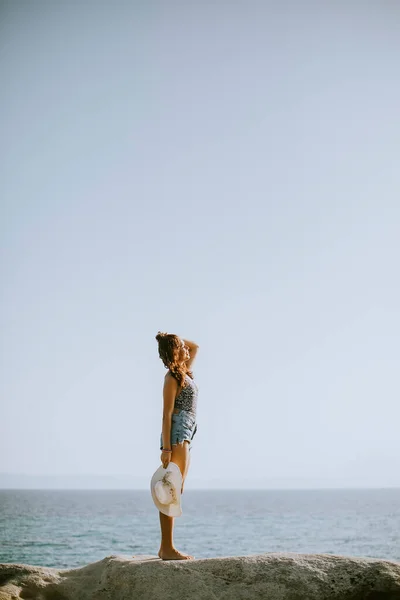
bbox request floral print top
[174,375,198,418]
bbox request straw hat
[150,461,183,517]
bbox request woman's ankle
[159,543,175,551]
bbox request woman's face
[177,338,190,362]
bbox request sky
[1,1,399,489]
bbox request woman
[155,331,199,560]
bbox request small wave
[20,541,69,548]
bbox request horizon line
[1,486,399,491]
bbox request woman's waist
[172,408,196,420]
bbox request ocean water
[0,488,399,569]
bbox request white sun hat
[150,461,183,517]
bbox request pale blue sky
[1,1,399,489]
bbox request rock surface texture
[1,553,400,600]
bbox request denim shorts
[160,409,198,453]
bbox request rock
[0,553,400,599]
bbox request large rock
[1,553,400,600]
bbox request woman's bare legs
[158,440,194,560]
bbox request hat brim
[150,461,183,517]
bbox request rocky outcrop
[1,553,400,600]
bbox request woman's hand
[161,449,172,469]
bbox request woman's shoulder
[164,370,187,383]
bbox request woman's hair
[155,331,193,388]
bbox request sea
[0,488,399,569]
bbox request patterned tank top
[174,375,198,418]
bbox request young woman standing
[155,332,199,560]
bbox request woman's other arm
[182,338,199,351]
[182,338,199,369]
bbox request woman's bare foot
[158,547,194,560]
